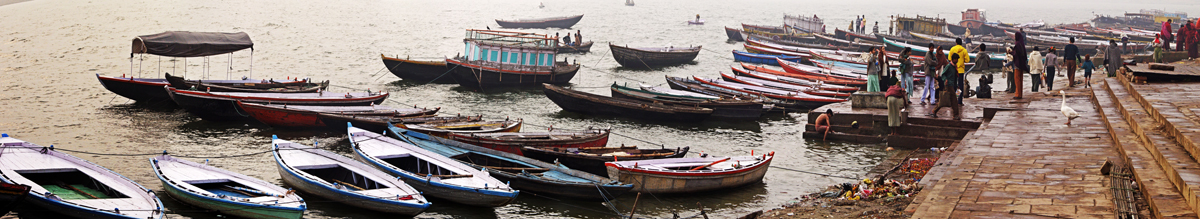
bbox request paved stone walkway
[905,87,1120,218]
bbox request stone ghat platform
[806,62,1200,218]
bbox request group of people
[1157,19,1200,60]
[850,15,868,34]
[556,30,583,47]
[1005,30,1104,95]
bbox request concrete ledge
[851,92,887,109]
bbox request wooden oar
[690,158,731,171]
[330,179,367,191]
[58,183,99,199]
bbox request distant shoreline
[0,0,30,7]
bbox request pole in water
[627,192,642,219]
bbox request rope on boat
[424,63,459,84]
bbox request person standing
[1178,23,1189,51]
[929,54,962,120]
[1163,19,1174,51]
[886,81,907,135]
[873,21,879,34]
[948,38,970,104]
[1121,34,1130,54]
[1014,29,1029,99]
[1028,47,1044,92]
[1063,38,1079,87]
[575,30,583,44]
[1082,54,1096,87]
[921,43,939,105]
[974,43,992,90]
[1004,46,1015,93]
[899,47,914,97]
[1189,21,1199,59]
[1105,40,1120,77]
[866,48,882,92]
[1044,47,1059,91]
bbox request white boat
[688,19,705,25]
[625,0,634,6]
[0,134,164,219]
[638,83,720,100]
[605,153,774,193]
[150,155,306,219]
[271,136,430,215]
[348,124,518,207]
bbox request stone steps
[1093,78,1197,218]
[1102,77,1200,217]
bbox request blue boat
[348,124,519,207]
[271,136,430,215]
[0,134,164,219]
[386,124,634,200]
[150,155,306,219]
[732,50,803,66]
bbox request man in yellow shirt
[948,38,970,104]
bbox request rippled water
[1,0,1196,218]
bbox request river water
[1,0,1196,218]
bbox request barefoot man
[815,109,833,141]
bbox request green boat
[151,155,306,219]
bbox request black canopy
[132,31,253,57]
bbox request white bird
[1061,90,1080,125]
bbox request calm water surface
[1,0,1196,218]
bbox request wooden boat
[387,126,634,200]
[447,30,579,90]
[732,50,802,66]
[610,83,765,119]
[543,83,713,121]
[725,27,745,41]
[625,0,634,6]
[99,31,303,103]
[639,84,722,100]
[605,152,774,193]
[165,87,389,121]
[731,67,860,92]
[693,76,845,109]
[720,72,851,98]
[742,23,786,34]
[0,182,30,216]
[165,73,328,93]
[271,136,429,215]
[687,19,705,25]
[237,101,438,128]
[0,134,164,219]
[318,114,483,133]
[348,125,518,207]
[495,14,584,29]
[743,44,811,57]
[398,119,522,139]
[813,33,879,49]
[664,76,821,112]
[522,145,690,176]
[775,58,867,81]
[742,63,865,87]
[833,28,880,44]
[556,41,593,53]
[150,155,306,219]
[609,44,701,68]
[447,128,610,155]
[381,54,455,84]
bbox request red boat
[605,152,774,193]
[448,128,610,155]
[166,87,389,121]
[730,67,860,92]
[742,63,866,88]
[719,72,852,98]
[776,58,867,81]
[0,182,30,216]
[237,101,438,128]
[743,44,811,57]
[399,119,523,139]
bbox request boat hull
[274,162,425,215]
[0,183,28,216]
[521,147,688,176]
[239,103,329,128]
[446,60,579,90]
[96,75,172,104]
[732,50,801,66]
[351,153,517,207]
[543,84,712,121]
[159,180,303,219]
[609,44,701,68]
[448,132,609,155]
[495,15,584,29]
[725,27,745,41]
[166,88,388,122]
[381,55,456,84]
[556,41,593,53]
[609,84,764,119]
[606,157,772,193]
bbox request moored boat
[150,155,306,219]
[730,67,860,92]
[0,134,165,219]
[447,128,610,155]
[166,73,328,93]
[318,114,482,133]
[605,152,774,193]
[741,63,865,87]
[610,83,766,119]
[381,54,455,84]
[725,27,745,41]
[387,126,634,200]
[556,41,594,53]
[732,50,802,66]
[447,30,580,90]
[495,14,584,29]
[719,72,852,98]
[271,136,430,215]
[543,83,713,121]
[0,182,29,216]
[609,44,701,68]
[348,125,518,207]
[693,76,845,109]
[522,145,690,176]
[165,87,389,121]
[237,101,438,128]
[399,119,523,139]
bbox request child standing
[1081,54,1095,88]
